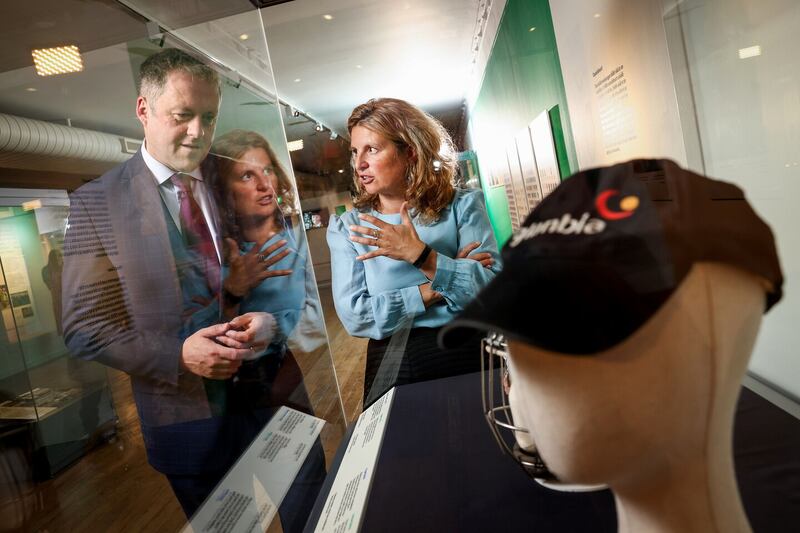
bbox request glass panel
[662,0,800,400]
[0,1,345,531]
[0,187,114,489]
[258,2,504,416]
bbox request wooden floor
[15,285,367,533]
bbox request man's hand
[217,312,277,355]
[419,283,443,308]
[180,323,251,379]
[457,241,494,268]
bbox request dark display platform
[307,371,800,532]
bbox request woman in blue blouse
[327,98,501,407]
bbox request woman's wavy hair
[347,98,456,223]
[207,129,296,241]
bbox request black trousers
[363,327,483,408]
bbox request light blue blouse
[232,222,322,356]
[327,188,502,340]
[179,220,324,355]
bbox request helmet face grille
[481,333,557,482]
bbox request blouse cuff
[400,285,426,316]
[430,253,460,294]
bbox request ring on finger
[372,229,381,238]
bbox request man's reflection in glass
[61,49,277,520]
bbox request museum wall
[467,0,578,246]
[549,0,688,169]
[664,0,800,399]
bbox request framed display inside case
[0,188,116,479]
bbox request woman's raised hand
[349,202,426,263]
[222,237,293,298]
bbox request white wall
[549,0,687,169]
[669,0,800,398]
[550,0,800,398]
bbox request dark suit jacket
[62,150,229,474]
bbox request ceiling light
[239,33,249,41]
[738,45,762,59]
[594,13,601,18]
[323,14,333,20]
[25,87,37,92]
[32,45,84,76]
[529,27,536,32]
[287,139,304,152]
[22,199,42,211]
[355,64,363,69]
[294,78,301,82]
[338,169,345,174]
[314,123,324,132]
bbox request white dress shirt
[141,142,222,262]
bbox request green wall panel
[470,0,578,245]
[484,185,513,246]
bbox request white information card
[182,407,325,533]
[313,387,396,533]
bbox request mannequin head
[440,159,783,532]
[505,262,765,486]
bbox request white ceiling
[261,0,481,134]
[0,0,484,179]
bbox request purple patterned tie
[171,173,220,293]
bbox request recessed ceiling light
[323,14,333,20]
[22,199,42,211]
[338,169,345,174]
[594,13,601,18]
[239,33,249,41]
[25,87,37,92]
[32,45,84,77]
[355,64,362,69]
[529,27,536,32]
[294,78,301,82]
[738,45,762,59]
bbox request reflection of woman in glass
[209,130,325,533]
[210,129,323,400]
[327,98,501,407]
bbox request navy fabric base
[307,371,800,532]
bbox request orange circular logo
[595,190,638,220]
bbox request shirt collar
[141,141,205,185]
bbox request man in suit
[61,48,274,517]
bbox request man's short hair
[138,48,221,104]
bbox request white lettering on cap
[509,212,606,248]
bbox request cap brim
[439,259,672,355]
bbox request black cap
[439,159,783,354]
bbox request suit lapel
[110,151,182,317]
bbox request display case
[0,188,116,480]
[0,1,349,530]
